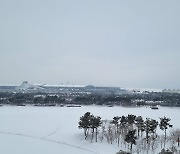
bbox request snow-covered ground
[0,105,179,154]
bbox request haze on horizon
[0,0,180,89]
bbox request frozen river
[0,105,179,154]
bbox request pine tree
[159,116,173,147]
[79,112,102,141]
[111,116,121,145]
[144,118,158,144]
[124,129,137,151]
[127,114,136,131]
[93,116,102,142]
[78,112,91,139]
[135,116,144,137]
[111,116,120,133]
[120,116,128,134]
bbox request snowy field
[0,105,180,154]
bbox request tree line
[0,91,180,107]
[0,93,66,105]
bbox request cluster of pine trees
[78,112,180,153]
[78,112,101,142]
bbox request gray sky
[0,0,180,89]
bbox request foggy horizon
[1,0,180,89]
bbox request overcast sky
[0,0,180,89]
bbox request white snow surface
[0,106,180,154]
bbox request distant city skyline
[0,0,180,89]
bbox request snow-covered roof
[41,84,86,88]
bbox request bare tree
[170,129,180,147]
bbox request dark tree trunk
[146,131,149,143]
[130,143,133,151]
[84,129,87,139]
[95,128,98,142]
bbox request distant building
[15,81,44,92]
[0,81,128,95]
[162,89,180,94]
